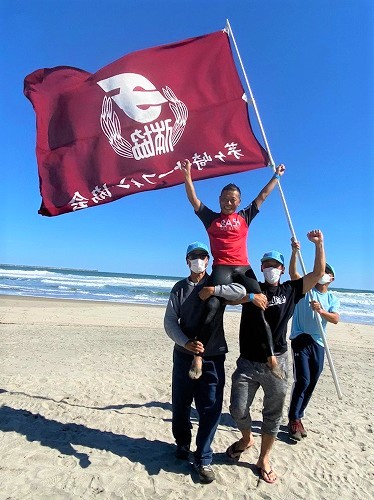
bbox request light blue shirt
[290,288,340,347]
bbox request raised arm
[254,164,285,209]
[289,238,302,280]
[181,159,201,211]
[301,230,326,294]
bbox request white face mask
[318,273,332,285]
[189,258,207,273]
[263,267,282,285]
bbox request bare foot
[237,436,255,449]
[256,460,277,484]
[189,356,202,379]
[267,356,285,379]
[226,433,255,460]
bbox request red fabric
[24,31,269,216]
[207,213,250,266]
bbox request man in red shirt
[181,159,285,380]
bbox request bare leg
[189,355,203,380]
[226,429,255,460]
[236,429,255,449]
[256,433,277,483]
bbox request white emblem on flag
[97,73,188,160]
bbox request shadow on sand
[0,405,191,475]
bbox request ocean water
[0,264,373,326]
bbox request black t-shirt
[239,278,304,362]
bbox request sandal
[258,466,277,484]
[226,441,251,461]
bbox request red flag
[24,30,269,216]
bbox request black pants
[198,265,274,357]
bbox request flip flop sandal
[226,441,251,461]
[258,467,277,484]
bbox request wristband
[273,173,280,180]
[248,293,255,302]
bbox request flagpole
[226,19,343,400]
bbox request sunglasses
[188,252,208,260]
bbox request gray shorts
[229,353,288,437]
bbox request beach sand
[0,295,373,499]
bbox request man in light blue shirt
[288,240,340,441]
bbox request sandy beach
[0,295,373,499]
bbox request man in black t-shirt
[226,230,325,484]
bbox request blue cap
[326,263,335,277]
[186,241,209,257]
[261,250,285,266]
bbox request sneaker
[194,463,215,483]
[299,420,308,438]
[175,445,190,460]
[288,419,302,441]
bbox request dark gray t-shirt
[164,274,245,356]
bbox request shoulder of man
[275,278,304,299]
[196,202,216,215]
[196,203,221,229]
[328,289,340,307]
[282,277,302,288]
[172,273,210,291]
[238,200,259,223]
[240,199,259,211]
[171,277,189,293]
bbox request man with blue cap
[164,241,246,483]
[226,230,325,484]
[288,241,340,441]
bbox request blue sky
[0,0,373,290]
